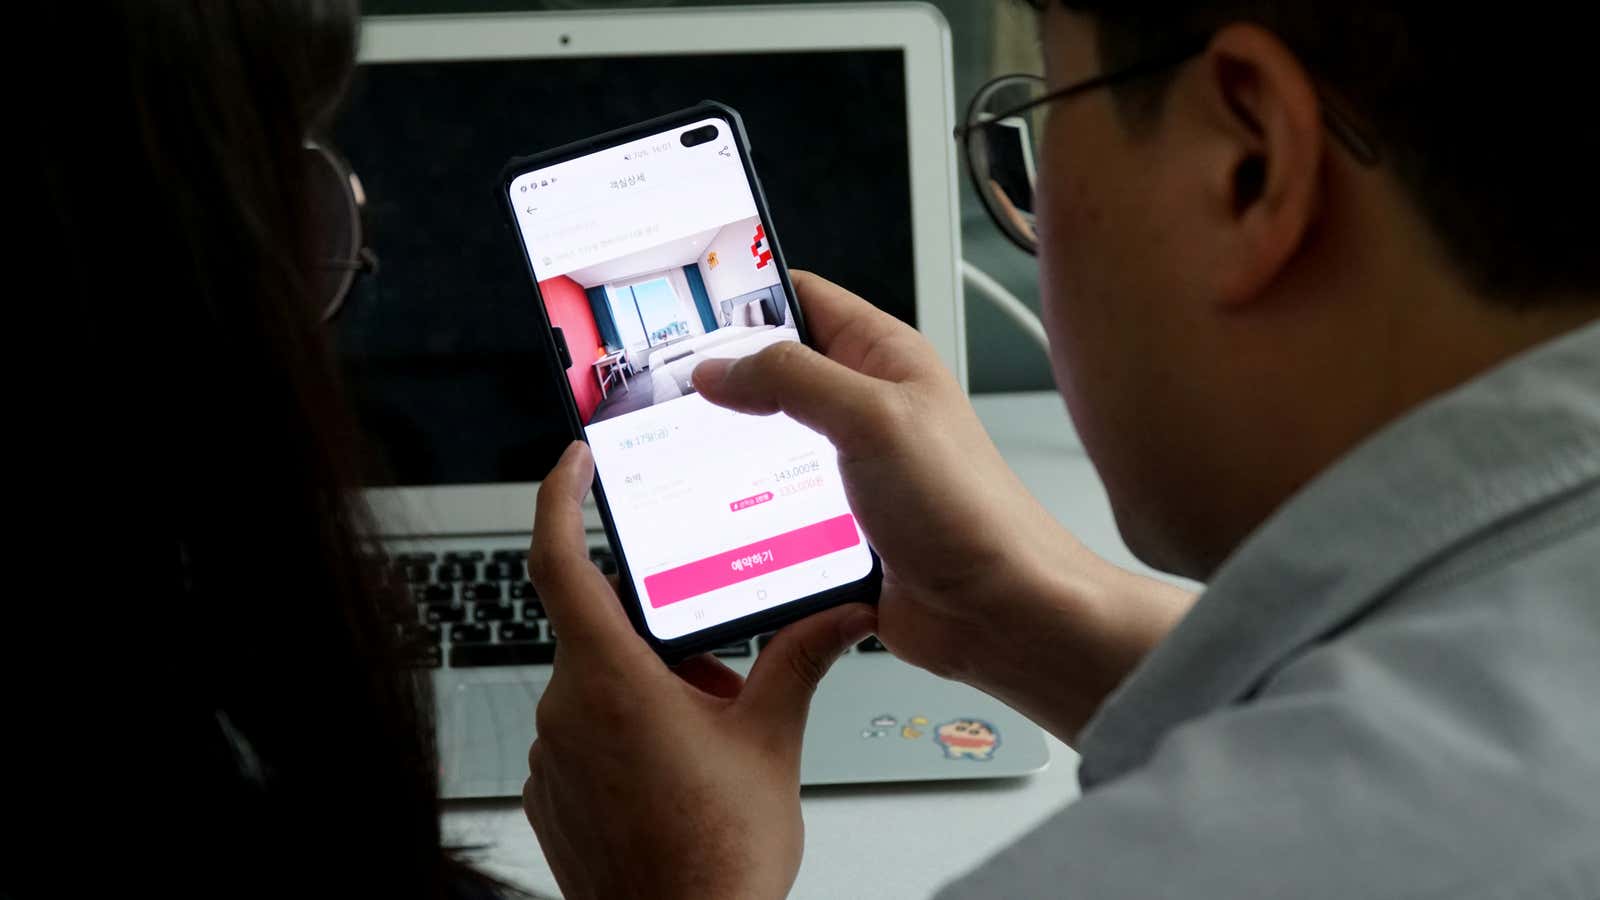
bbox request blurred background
[361,0,1051,393]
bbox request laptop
[336,4,1049,799]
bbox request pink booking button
[644,514,862,608]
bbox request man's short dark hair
[1057,2,1599,306]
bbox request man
[520,2,1600,897]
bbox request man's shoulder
[943,670,1600,900]
[939,499,1600,900]
[1297,479,1600,732]
[1395,474,1599,615]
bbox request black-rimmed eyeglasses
[954,41,1380,255]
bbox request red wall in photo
[539,275,603,424]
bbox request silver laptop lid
[340,5,963,537]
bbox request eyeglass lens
[304,144,362,320]
[965,76,1046,254]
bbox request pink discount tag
[729,491,774,512]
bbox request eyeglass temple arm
[954,42,1380,166]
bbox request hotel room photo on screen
[537,214,800,426]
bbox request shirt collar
[1076,319,1600,788]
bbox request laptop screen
[332,49,912,488]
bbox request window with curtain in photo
[609,277,690,346]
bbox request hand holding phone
[524,438,876,899]
[503,102,881,660]
[700,268,1202,745]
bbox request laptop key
[444,550,485,563]
[521,599,545,621]
[399,563,431,584]
[712,642,751,658]
[422,604,466,625]
[498,622,539,642]
[491,548,526,562]
[450,623,492,644]
[399,623,441,645]
[465,582,503,602]
[473,602,514,623]
[856,636,888,653]
[397,623,442,667]
[450,642,556,668]
[509,581,538,600]
[436,562,478,583]
[396,551,438,564]
[418,583,454,604]
[485,560,521,581]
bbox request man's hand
[523,442,876,900]
[693,272,1194,742]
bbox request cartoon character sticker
[933,719,1000,761]
[901,715,930,740]
[862,715,896,739]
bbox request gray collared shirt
[942,321,1600,899]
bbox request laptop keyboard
[376,544,889,669]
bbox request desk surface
[444,392,1186,899]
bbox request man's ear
[1191,23,1325,308]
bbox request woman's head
[41,3,492,896]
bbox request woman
[32,3,516,897]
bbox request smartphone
[501,102,881,661]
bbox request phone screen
[508,115,874,642]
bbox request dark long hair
[33,3,505,896]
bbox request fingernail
[692,358,734,390]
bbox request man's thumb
[693,341,892,453]
[737,604,878,735]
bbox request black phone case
[499,100,882,663]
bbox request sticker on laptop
[861,714,1001,758]
[933,719,1000,761]
[901,715,929,740]
[859,714,894,739]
